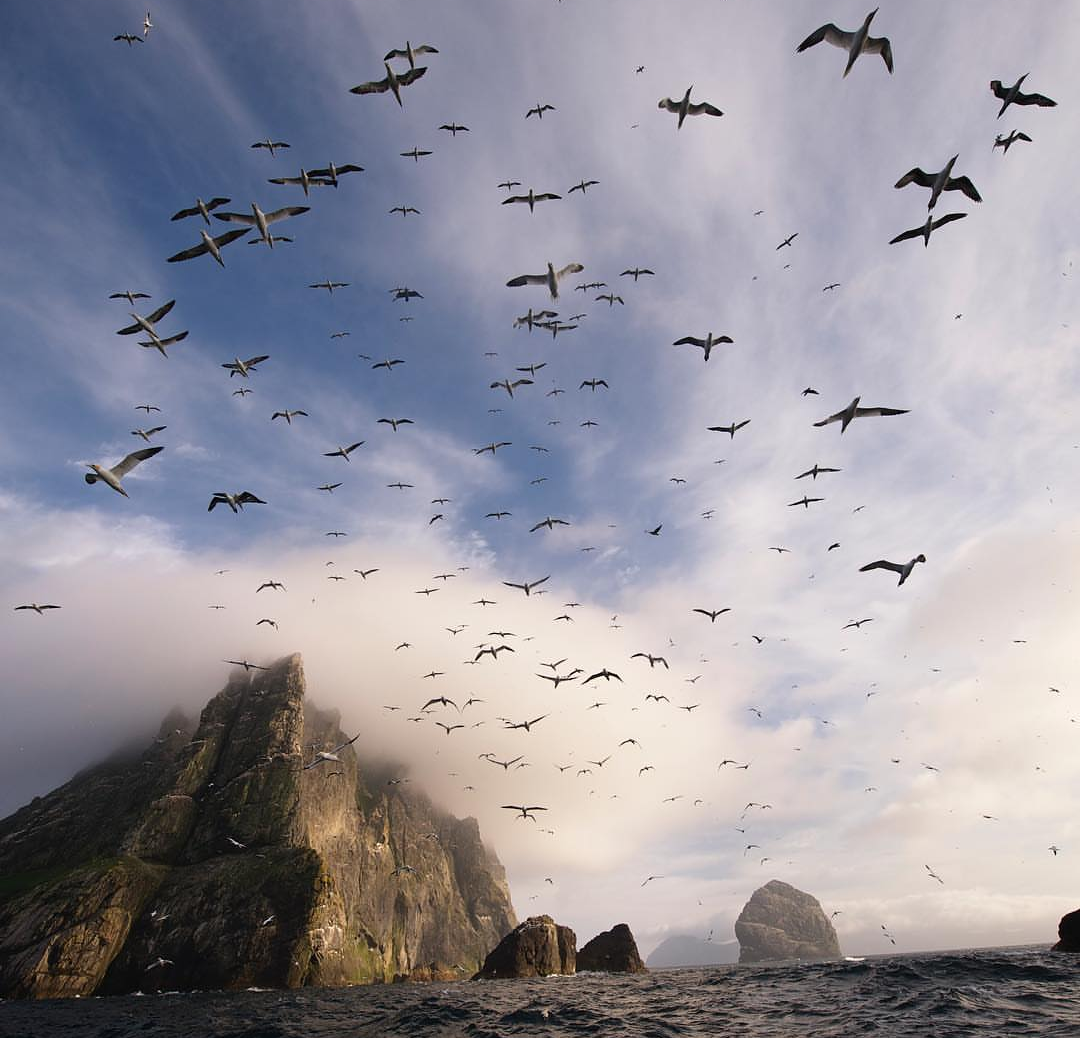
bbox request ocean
[1,946,1076,1038]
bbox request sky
[1,0,1077,959]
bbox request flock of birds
[12,6,1071,954]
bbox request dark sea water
[1,947,1077,1038]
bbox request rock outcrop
[645,934,740,968]
[0,655,516,998]
[577,923,646,973]
[735,880,840,963]
[473,915,575,978]
[1052,909,1080,952]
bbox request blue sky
[1,0,1078,956]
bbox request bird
[224,659,268,672]
[823,283,841,292]
[631,653,669,669]
[506,262,584,300]
[796,9,894,76]
[271,409,308,424]
[170,197,232,225]
[131,426,166,442]
[222,355,270,378]
[502,188,561,213]
[503,715,547,732]
[305,162,364,188]
[144,957,174,971]
[502,805,548,821]
[673,333,734,362]
[115,299,184,352]
[167,228,250,266]
[843,618,874,630]
[267,168,334,197]
[594,293,624,306]
[658,86,723,128]
[401,147,433,161]
[438,123,470,136]
[530,517,570,532]
[208,491,266,513]
[693,608,731,622]
[796,464,841,480]
[813,397,908,432]
[256,581,285,593]
[568,179,599,195]
[894,156,982,210]
[888,212,967,247]
[323,442,364,461]
[646,524,663,536]
[256,618,278,629]
[640,875,665,886]
[789,496,824,508]
[859,555,926,586]
[584,669,622,684]
[113,33,144,46]
[580,379,609,391]
[475,441,512,456]
[251,139,290,156]
[993,130,1033,154]
[708,419,751,438]
[350,63,428,107]
[377,418,414,431]
[109,290,151,305]
[85,445,163,497]
[620,268,655,281]
[385,41,438,68]
[525,103,556,119]
[776,233,798,249]
[371,358,405,372]
[389,205,421,217]
[14,603,61,614]
[490,378,533,398]
[503,576,550,596]
[213,202,310,248]
[925,865,945,884]
[308,279,349,293]
[990,74,1057,118]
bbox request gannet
[167,227,250,266]
[673,332,733,362]
[859,555,926,585]
[170,197,231,225]
[213,202,309,248]
[506,261,584,300]
[990,74,1057,118]
[658,86,722,128]
[888,212,967,246]
[796,9,893,76]
[384,41,438,69]
[350,63,427,107]
[894,155,981,210]
[85,445,163,496]
[814,396,908,432]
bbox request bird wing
[942,175,981,202]
[213,211,258,226]
[686,102,723,117]
[888,225,925,245]
[397,66,427,87]
[214,228,250,248]
[557,262,585,280]
[350,76,391,95]
[111,445,164,477]
[167,241,211,262]
[673,337,706,347]
[244,355,271,367]
[812,411,845,427]
[506,274,548,287]
[1017,89,1057,108]
[170,205,201,221]
[264,206,310,224]
[894,167,935,189]
[796,23,853,52]
[864,35,894,72]
[859,560,905,575]
[237,492,266,505]
[931,212,968,232]
[853,406,909,418]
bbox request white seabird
[796,9,893,76]
[658,86,722,129]
[506,262,584,300]
[85,445,163,496]
[894,155,981,210]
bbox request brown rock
[735,879,841,962]
[473,915,576,978]
[577,922,646,973]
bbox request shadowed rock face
[735,880,841,963]
[0,655,516,998]
[1052,909,1080,952]
[473,915,576,978]
[577,923,646,973]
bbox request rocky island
[0,654,516,998]
[735,880,841,962]
[1052,908,1079,952]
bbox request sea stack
[577,923,647,973]
[0,655,516,998]
[1052,908,1080,952]
[735,880,841,962]
[473,915,576,978]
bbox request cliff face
[0,655,516,998]
[735,880,840,963]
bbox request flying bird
[525,103,556,119]
[895,156,981,210]
[350,62,427,106]
[251,139,290,156]
[208,491,266,513]
[859,555,926,586]
[222,355,270,378]
[993,130,1033,154]
[384,41,438,68]
[85,445,163,497]
[673,332,733,362]
[990,74,1057,118]
[502,805,548,820]
[503,575,550,596]
[502,188,561,212]
[796,9,894,76]
[213,202,310,248]
[170,197,231,224]
[506,261,584,300]
[708,419,751,438]
[888,211,967,247]
[658,86,723,128]
[167,228,250,266]
[813,396,908,432]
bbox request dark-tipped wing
[264,206,310,225]
[112,444,164,477]
[812,410,846,427]
[506,274,548,287]
[894,167,935,189]
[796,23,852,53]
[556,262,584,280]
[864,34,893,73]
[853,406,909,418]
[237,492,266,505]
[859,560,905,575]
[686,101,723,117]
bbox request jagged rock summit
[735,880,841,963]
[473,915,576,978]
[577,923,646,973]
[1052,908,1080,952]
[0,654,516,998]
